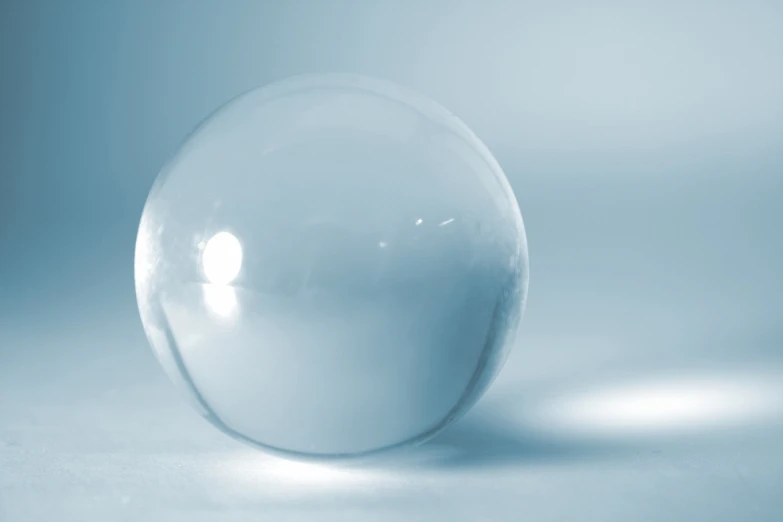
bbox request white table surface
[2,273,782,522]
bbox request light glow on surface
[202,231,243,285]
[214,452,393,493]
[535,372,783,437]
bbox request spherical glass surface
[134,74,529,460]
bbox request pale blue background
[1,1,782,521]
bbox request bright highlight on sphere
[202,231,243,285]
[134,74,529,460]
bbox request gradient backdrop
[1,1,782,521]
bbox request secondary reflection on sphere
[134,74,529,460]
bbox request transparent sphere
[134,74,529,460]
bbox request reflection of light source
[201,231,242,317]
[202,231,243,285]
[534,373,783,437]
[202,284,238,318]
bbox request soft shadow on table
[387,406,628,471]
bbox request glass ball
[134,74,529,460]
